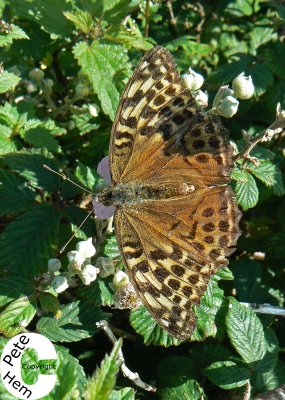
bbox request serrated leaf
[106,24,153,50]
[0,276,33,307]
[49,344,87,399]
[103,234,121,258]
[64,9,93,33]
[248,161,285,195]
[0,71,21,93]
[210,55,252,85]
[103,0,140,23]
[253,360,285,393]
[232,170,259,210]
[10,0,73,37]
[0,204,60,277]
[37,300,108,342]
[85,339,122,400]
[248,63,274,96]
[214,266,234,281]
[2,152,61,192]
[226,297,266,364]
[157,355,204,400]
[0,23,29,47]
[39,293,61,317]
[0,169,36,217]
[231,167,249,182]
[204,360,250,390]
[130,305,182,347]
[24,127,61,153]
[110,387,135,400]
[75,161,99,191]
[0,125,17,154]
[254,328,279,374]
[73,42,131,120]
[77,277,114,307]
[0,296,36,336]
[231,259,263,302]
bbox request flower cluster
[182,65,254,118]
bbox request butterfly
[97,46,242,340]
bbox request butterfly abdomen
[98,182,195,207]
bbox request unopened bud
[76,237,96,259]
[214,95,239,118]
[48,258,61,272]
[232,73,254,100]
[113,270,129,288]
[51,275,69,293]
[182,67,204,91]
[96,257,115,278]
[29,68,44,81]
[88,104,98,117]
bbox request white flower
[48,258,61,272]
[193,89,208,107]
[80,264,100,285]
[113,270,129,289]
[232,73,254,100]
[212,85,234,109]
[214,95,239,118]
[67,250,86,270]
[76,237,96,259]
[182,67,204,91]
[51,276,69,293]
[29,68,44,81]
[88,104,98,117]
[96,257,115,278]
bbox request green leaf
[0,276,33,307]
[204,360,250,390]
[102,234,121,258]
[85,339,122,400]
[231,259,262,302]
[37,300,108,342]
[248,63,274,96]
[103,0,140,23]
[110,387,135,400]
[50,344,87,399]
[24,127,61,153]
[253,360,285,393]
[226,297,266,364]
[63,9,93,33]
[130,305,182,347]
[2,152,61,192]
[73,42,131,120]
[10,0,73,37]
[0,71,21,93]
[0,204,60,278]
[248,161,285,196]
[232,170,259,210]
[39,293,61,316]
[210,55,252,85]
[192,280,225,341]
[0,169,36,217]
[157,355,204,400]
[78,277,114,307]
[0,124,17,154]
[0,23,29,47]
[75,161,99,191]
[254,328,279,374]
[0,296,36,336]
[214,266,234,281]
[106,24,153,50]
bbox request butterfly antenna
[60,207,95,254]
[43,164,94,195]
[43,164,97,253]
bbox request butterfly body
[105,46,241,340]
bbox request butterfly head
[96,186,114,206]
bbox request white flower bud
[29,68,44,81]
[193,89,208,107]
[96,257,115,278]
[51,275,69,293]
[88,104,98,117]
[214,95,239,118]
[212,85,234,109]
[182,67,204,91]
[76,237,96,259]
[80,264,100,285]
[67,250,86,269]
[232,73,254,99]
[113,270,129,289]
[48,258,61,272]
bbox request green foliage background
[0,0,285,399]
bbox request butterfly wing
[114,186,241,340]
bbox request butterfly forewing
[109,46,241,340]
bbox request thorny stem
[144,0,150,37]
[233,103,285,162]
[96,320,156,392]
